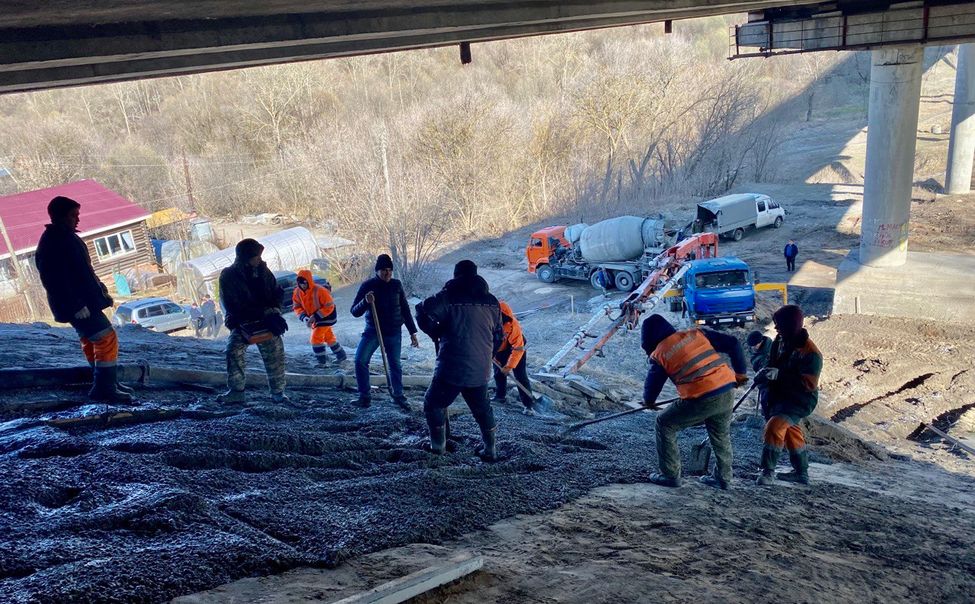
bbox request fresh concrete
[860,46,923,268]
[946,44,975,194]
[834,250,975,324]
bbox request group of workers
[35,195,822,483]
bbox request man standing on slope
[755,305,823,486]
[493,300,537,415]
[350,254,419,410]
[642,314,748,490]
[292,269,346,368]
[416,260,503,461]
[34,196,133,402]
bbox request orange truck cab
[526,226,570,274]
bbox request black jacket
[219,260,282,329]
[34,223,112,323]
[417,275,502,388]
[350,276,417,336]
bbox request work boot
[391,395,411,412]
[780,450,810,484]
[316,356,329,369]
[352,396,371,409]
[330,344,348,364]
[699,474,730,491]
[271,392,292,405]
[475,426,499,462]
[115,380,136,395]
[756,470,776,486]
[491,389,507,404]
[523,405,537,417]
[426,424,446,455]
[776,471,809,485]
[216,389,246,404]
[648,472,682,488]
[88,366,133,403]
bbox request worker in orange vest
[641,314,748,490]
[292,269,346,367]
[493,300,537,415]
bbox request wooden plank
[331,553,483,604]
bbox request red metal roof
[0,179,150,258]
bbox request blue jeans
[354,328,403,399]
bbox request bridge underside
[0,1,820,94]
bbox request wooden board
[330,553,483,604]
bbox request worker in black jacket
[416,260,503,461]
[350,254,419,410]
[217,239,289,404]
[34,196,133,402]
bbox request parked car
[274,270,332,310]
[113,297,192,333]
[696,193,785,241]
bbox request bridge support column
[945,44,975,194]
[860,46,923,268]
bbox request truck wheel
[614,271,636,292]
[732,228,744,242]
[537,265,557,283]
[773,216,783,229]
[590,271,609,290]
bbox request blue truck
[670,256,755,326]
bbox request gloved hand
[264,313,289,336]
[74,306,91,320]
[765,367,780,381]
[735,373,749,387]
[264,307,282,316]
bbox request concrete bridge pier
[860,46,923,268]
[945,44,975,195]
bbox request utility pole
[182,151,196,212]
[0,213,37,321]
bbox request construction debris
[330,553,483,604]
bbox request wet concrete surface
[0,380,784,604]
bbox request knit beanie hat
[641,314,676,356]
[375,254,394,271]
[746,330,765,347]
[454,259,478,278]
[772,305,804,338]
[235,238,264,261]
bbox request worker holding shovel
[416,260,503,461]
[642,314,748,490]
[350,254,419,410]
[492,300,539,415]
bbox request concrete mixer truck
[526,216,677,292]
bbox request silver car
[113,297,191,333]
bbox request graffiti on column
[872,222,909,250]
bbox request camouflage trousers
[226,329,286,395]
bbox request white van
[696,193,785,241]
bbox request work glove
[735,373,749,387]
[764,367,780,382]
[74,306,91,320]
[264,307,281,316]
[410,333,420,348]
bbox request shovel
[562,397,679,435]
[368,296,398,405]
[688,380,761,475]
[492,359,554,414]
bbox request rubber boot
[271,392,292,404]
[699,474,730,490]
[392,395,411,412]
[649,472,682,488]
[217,389,246,404]
[352,396,371,408]
[756,470,776,486]
[115,380,136,395]
[778,450,810,484]
[330,343,348,364]
[475,426,499,462]
[88,366,133,403]
[315,353,329,368]
[444,416,459,453]
[427,424,446,455]
[491,388,507,403]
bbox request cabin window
[531,238,543,248]
[93,230,137,261]
[757,200,766,212]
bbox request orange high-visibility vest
[497,300,526,370]
[292,269,335,323]
[651,329,735,400]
